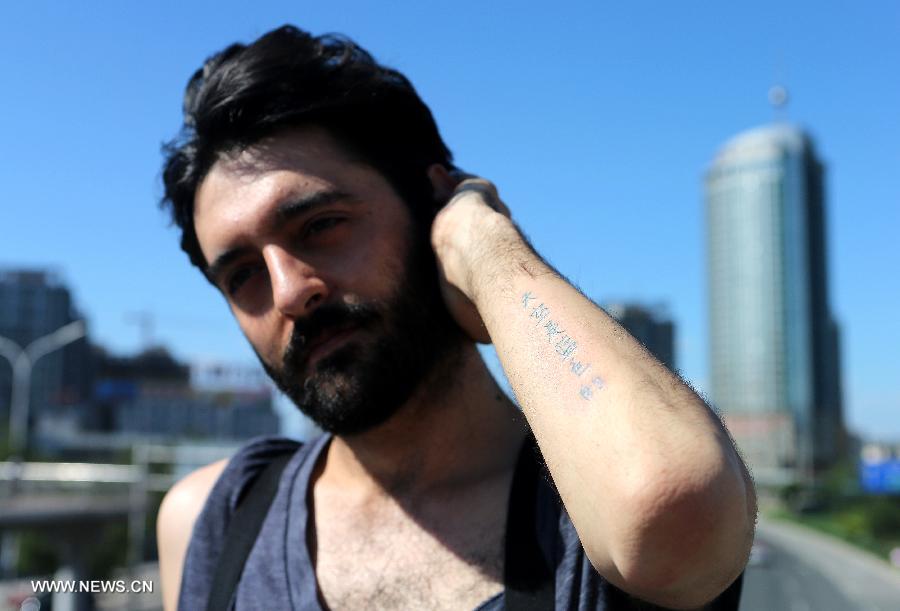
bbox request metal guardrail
[0,461,174,493]
[0,443,239,494]
[0,461,140,483]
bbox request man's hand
[428,166,514,343]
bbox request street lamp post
[0,320,87,461]
[0,320,87,579]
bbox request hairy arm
[431,178,756,609]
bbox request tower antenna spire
[769,51,789,123]
[769,84,789,123]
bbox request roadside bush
[867,496,900,538]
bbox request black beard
[257,231,464,435]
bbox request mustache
[282,300,381,371]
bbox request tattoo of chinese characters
[520,291,605,401]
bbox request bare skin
[157,459,227,611]
[307,345,526,610]
[158,126,756,611]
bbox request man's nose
[263,246,329,318]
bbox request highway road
[740,518,900,611]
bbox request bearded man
[156,25,755,611]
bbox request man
[157,25,755,610]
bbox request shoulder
[159,460,228,525]
[157,436,304,611]
[158,459,228,611]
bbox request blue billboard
[859,459,900,494]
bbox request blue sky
[1,2,897,439]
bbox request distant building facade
[604,303,676,371]
[705,124,844,485]
[0,268,277,454]
[36,347,280,457]
[0,269,91,428]
[92,348,279,442]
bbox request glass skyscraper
[705,124,843,485]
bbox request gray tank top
[177,435,741,610]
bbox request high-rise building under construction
[705,124,843,485]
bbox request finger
[451,180,511,218]
[456,178,498,200]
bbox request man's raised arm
[430,175,756,610]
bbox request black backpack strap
[205,451,294,611]
[504,437,556,611]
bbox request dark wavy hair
[160,25,456,272]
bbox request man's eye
[226,264,262,296]
[305,216,345,237]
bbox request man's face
[193,127,462,434]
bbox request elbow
[588,449,756,608]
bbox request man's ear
[426,164,458,204]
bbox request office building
[93,347,280,441]
[705,124,844,484]
[0,269,91,426]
